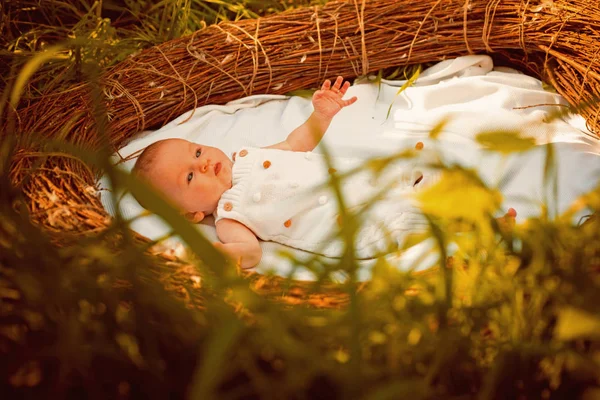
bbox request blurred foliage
[2,1,600,399]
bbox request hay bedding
[5,0,600,305]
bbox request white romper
[215,148,434,259]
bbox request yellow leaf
[475,130,536,154]
[115,333,144,367]
[407,328,422,345]
[579,185,600,210]
[416,168,502,221]
[429,116,451,139]
[334,349,350,363]
[368,330,387,344]
[399,231,431,251]
[555,307,600,341]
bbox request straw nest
[5,0,600,307]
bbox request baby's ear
[184,211,205,224]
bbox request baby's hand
[312,76,358,120]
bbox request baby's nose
[199,159,211,173]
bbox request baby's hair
[131,140,168,209]
[132,140,167,179]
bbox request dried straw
[4,0,600,306]
[9,0,600,150]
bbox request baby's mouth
[214,162,221,176]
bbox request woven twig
[8,0,600,151]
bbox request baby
[133,77,515,268]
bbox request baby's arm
[215,218,262,269]
[265,76,357,152]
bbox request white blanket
[99,55,600,281]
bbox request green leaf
[10,44,68,108]
[384,66,403,80]
[385,64,422,120]
[475,130,536,154]
[286,89,316,99]
[542,143,558,218]
[542,81,557,93]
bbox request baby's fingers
[332,76,344,91]
[321,79,332,91]
[339,80,351,95]
[342,96,358,107]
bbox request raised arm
[265,76,357,152]
[215,218,262,269]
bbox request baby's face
[145,138,233,215]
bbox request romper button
[223,202,233,211]
[318,195,328,205]
[253,192,262,202]
[239,149,248,157]
[415,142,424,150]
[232,151,237,161]
[263,160,271,169]
[284,219,292,228]
[328,168,337,174]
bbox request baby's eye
[196,149,201,158]
[187,172,193,182]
